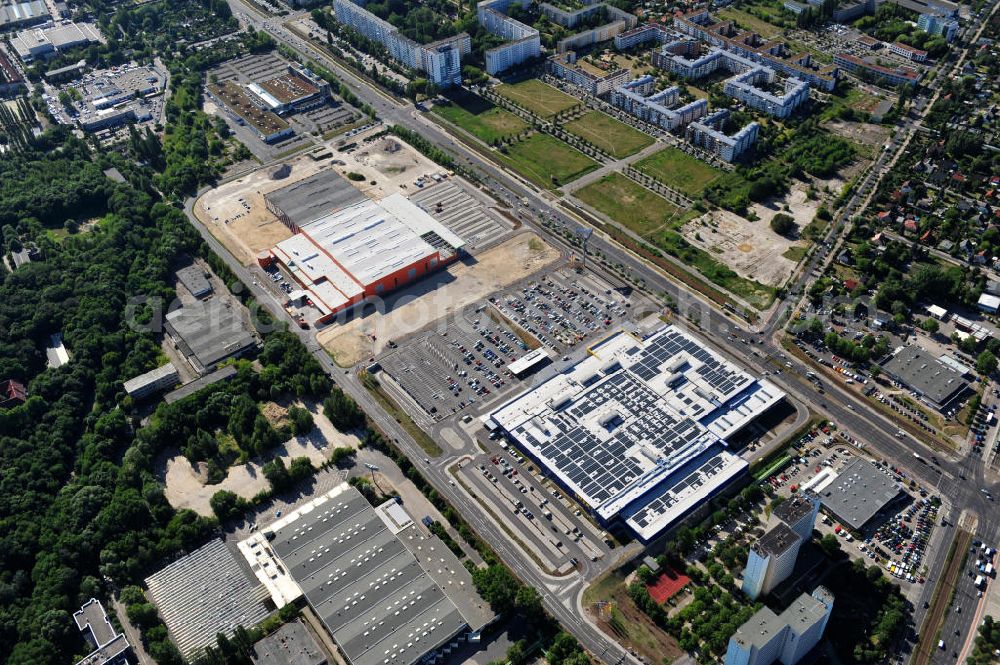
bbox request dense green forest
[0,126,333,664]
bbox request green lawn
[500,133,599,189]
[717,7,784,38]
[563,111,654,159]
[495,79,580,117]
[432,90,528,144]
[634,147,723,196]
[574,173,680,236]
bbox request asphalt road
[195,3,1000,662]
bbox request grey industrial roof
[251,621,326,665]
[265,170,365,228]
[754,522,800,558]
[882,345,968,408]
[819,458,902,531]
[145,539,270,661]
[0,0,46,26]
[164,365,238,404]
[267,488,476,665]
[176,265,213,298]
[165,300,257,373]
[73,599,131,665]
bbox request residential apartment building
[724,68,810,119]
[546,51,630,96]
[673,9,838,91]
[610,75,707,130]
[832,52,921,86]
[742,493,820,600]
[724,588,834,665]
[742,523,803,600]
[888,40,928,62]
[332,0,469,87]
[478,0,541,75]
[685,108,758,162]
[539,0,637,52]
[917,12,959,41]
[614,23,671,50]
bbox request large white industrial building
[487,326,785,542]
[266,193,465,322]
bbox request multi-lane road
[194,3,1000,662]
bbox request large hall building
[264,192,465,322]
[487,326,786,542]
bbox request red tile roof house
[903,219,918,234]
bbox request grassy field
[496,79,580,117]
[575,173,681,236]
[500,133,599,189]
[717,7,783,38]
[634,147,723,196]
[432,90,528,144]
[563,111,654,159]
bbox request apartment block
[724,68,810,119]
[917,12,959,40]
[832,52,921,86]
[610,75,707,130]
[888,40,928,62]
[614,23,671,50]
[478,0,541,75]
[546,51,630,96]
[674,9,838,91]
[332,0,469,87]
[724,588,834,665]
[685,108,759,162]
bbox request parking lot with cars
[489,269,642,356]
[768,426,950,600]
[379,306,535,422]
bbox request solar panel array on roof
[489,326,784,541]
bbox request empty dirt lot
[318,232,562,367]
[161,403,360,515]
[681,181,823,287]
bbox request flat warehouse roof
[818,458,902,531]
[246,485,490,665]
[165,300,257,371]
[265,170,365,228]
[882,344,968,407]
[489,326,779,539]
[259,71,320,104]
[146,539,270,661]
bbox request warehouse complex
[165,299,259,374]
[238,484,493,665]
[146,539,271,661]
[265,193,465,321]
[9,21,102,62]
[488,326,786,542]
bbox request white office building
[724,587,834,665]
